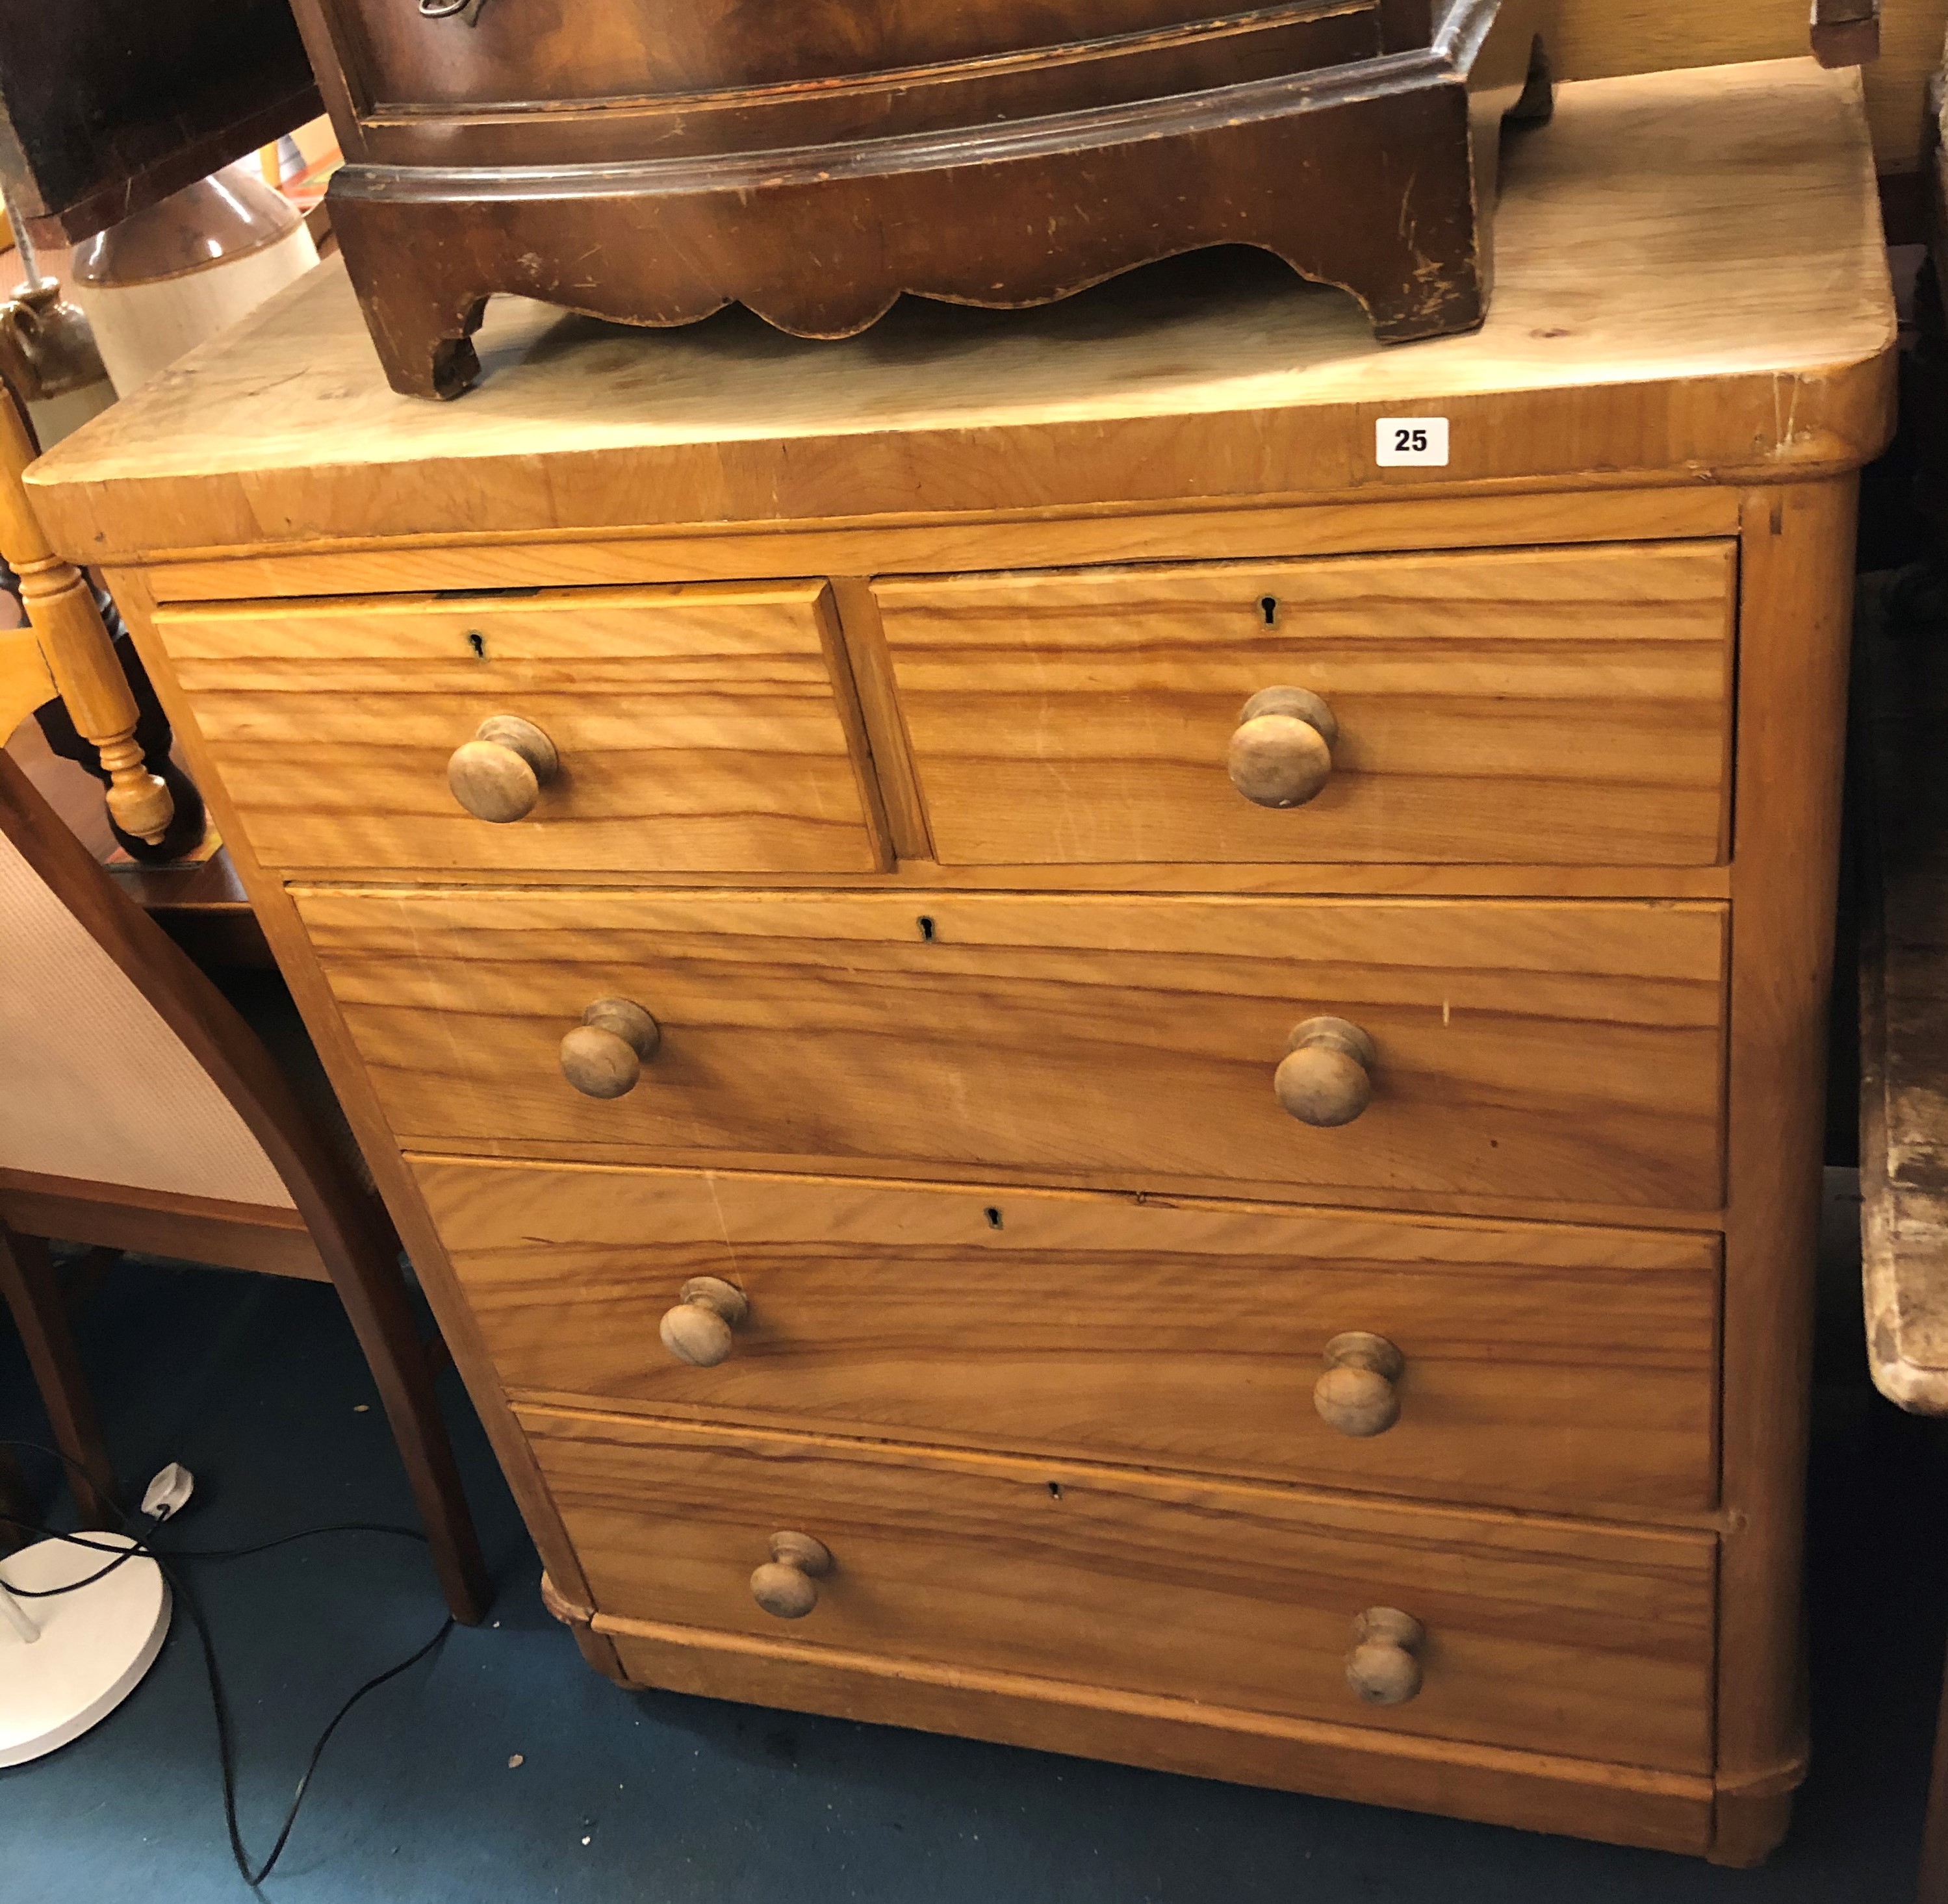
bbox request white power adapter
[141,1463,195,1523]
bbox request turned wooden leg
[0,385,170,840]
[31,630,207,861]
[0,1223,118,1529]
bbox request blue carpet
[2,1197,1939,1903]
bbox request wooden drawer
[871,542,1734,867]
[520,1407,1718,1773]
[424,1161,1720,1514]
[151,583,885,875]
[303,889,1728,1210]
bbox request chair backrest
[0,748,292,1208]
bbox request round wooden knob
[750,1531,832,1619]
[1313,1332,1405,1438]
[1345,1606,1425,1706]
[559,998,661,1099]
[1227,687,1339,809]
[448,715,559,823]
[1275,1017,1376,1128]
[660,1276,749,1367]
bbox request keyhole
[1047,1482,1063,1500]
[984,1206,1003,1230]
[917,916,936,942]
[1259,596,1279,628]
[466,630,486,658]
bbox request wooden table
[4,715,267,967]
[26,58,1895,1866]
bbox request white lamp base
[0,1534,170,1766]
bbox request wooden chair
[0,740,489,1623]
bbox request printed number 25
[1393,428,1429,453]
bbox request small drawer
[424,1160,1721,1515]
[302,888,1728,1210]
[520,1406,1717,1773]
[152,582,885,875]
[872,541,1734,867]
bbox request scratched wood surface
[417,1157,1721,1513]
[874,540,1736,867]
[294,887,1730,1210]
[26,64,1893,562]
[149,583,887,875]
[522,1403,1718,1772]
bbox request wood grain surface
[149,582,888,875]
[0,1169,329,1281]
[1708,482,1858,1866]
[322,0,1540,396]
[99,565,602,1613]
[1550,0,1947,175]
[296,887,1729,1210]
[602,1618,1715,1852]
[136,489,1744,607]
[416,1158,1721,1514]
[27,64,1893,563]
[874,541,1734,867]
[520,1404,1718,1772]
[329,0,1383,158]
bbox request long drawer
[872,541,1735,867]
[150,582,886,875]
[301,889,1728,1210]
[422,1159,1721,1514]
[521,1406,1718,1773]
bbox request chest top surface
[30,58,1893,566]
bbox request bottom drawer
[522,1406,1716,1773]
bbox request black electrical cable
[1,1438,461,1888]
[170,1568,454,1887]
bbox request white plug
[141,1464,195,1522]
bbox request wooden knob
[448,715,559,823]
[1275,1016,1376,1128]
[1313,1332,1405,1437]
[559,998,660,1098]
[660,1276,749,1367]
[1345,1606,1425,1706]
[1227,687,1339,808]
[750,1531,832,1619]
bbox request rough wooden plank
[1858,572,1948,1411]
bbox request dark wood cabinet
[291,0,1550,397]
[0,0,318,246]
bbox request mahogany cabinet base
[594,1615,1726,1856]
[329,0,1549,399]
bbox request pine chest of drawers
[29,60,1892,1865]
